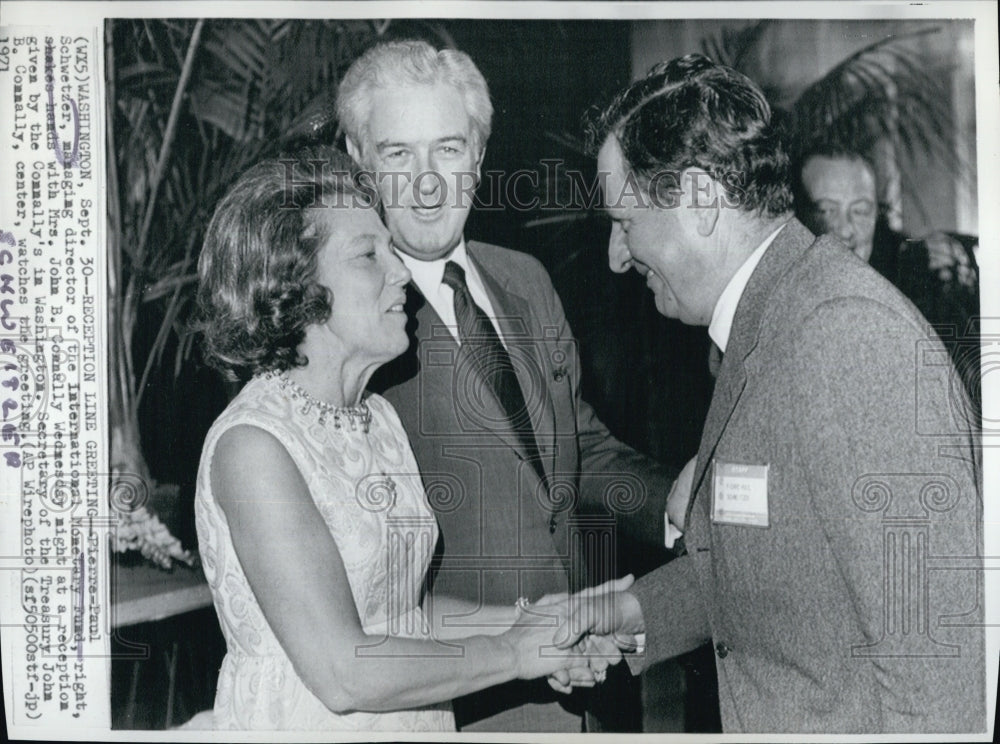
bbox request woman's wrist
[497,595,541,679]
[485,597,525,631]
[513,596,530,624]
[494,624,524,680]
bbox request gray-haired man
[337,40,682,731]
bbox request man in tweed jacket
[559,54,984,733]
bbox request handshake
[502,575,645,694]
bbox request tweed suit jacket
[371,240,675,607]
[627,219,984,733]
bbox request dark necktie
[442,261,545,483]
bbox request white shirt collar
[398,239,471,298]
[708,223,786,353]
[397,239,504,345]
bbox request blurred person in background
[795,145,980,417]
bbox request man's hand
[552,585,644,654]
[532,573,635,613]
[667,455,698,533]
[546,633,624,693]
[546,588,644,692]
[541,576,638,693]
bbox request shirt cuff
[664,515,684,550]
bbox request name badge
[711,460,769,527]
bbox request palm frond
[700,21,771,69]
[544,131,588,156]
[143,269,199,301]
[787,26,954,166]
[108,17,453,495]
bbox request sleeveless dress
[194,374,456,731]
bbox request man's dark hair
[791,143,878,217]
[586,53,792,217]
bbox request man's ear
[474,145,487,184]
[696,193,720,237]
[682,168,720,237]
[345,135,363,163]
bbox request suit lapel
[469,243,557,481]
[689,220,815,519]
[692,344,748,500]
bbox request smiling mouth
[387,303,406,313]
[411,204,445,219]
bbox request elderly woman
[193,146,621,731]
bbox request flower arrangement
[113,502,197,570]
[109,475,196,569]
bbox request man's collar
[398,240,469,296]
[708,222,788,353]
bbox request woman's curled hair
[194,145,376,381]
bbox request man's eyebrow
[375,135,468,150]
[375,140,408,151]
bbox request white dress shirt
[399,240,507,347]
[708,222,787,353]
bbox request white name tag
[711,461,769,527]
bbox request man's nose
[607,223,631,273]
[413,149,431,176]
[414,156,442,197]
[417,172,441,196]
[833,213,854,241]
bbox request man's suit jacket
[627,219,984,733]
[372,240,674,607]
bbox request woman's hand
[530,576,636,693]
[501,595,585,681]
